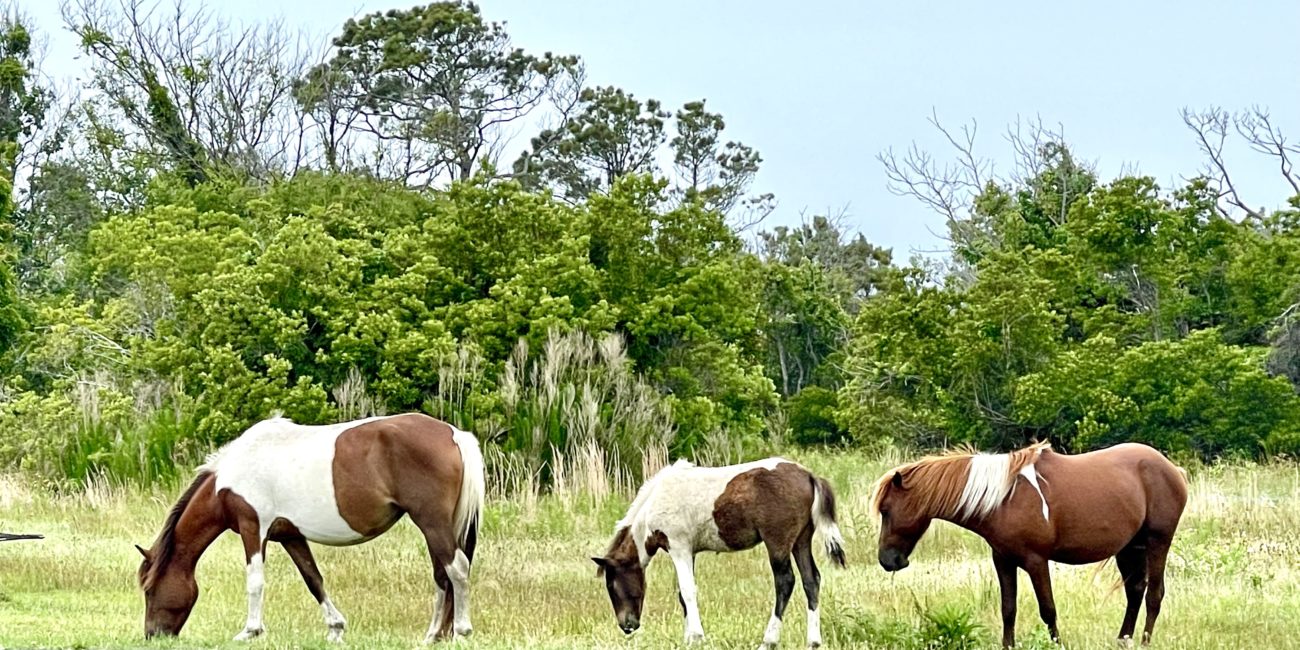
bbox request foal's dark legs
[1142,534,1173,646]
[792,526,823,648]
[762,541,797,650]
[992,552,1018,648]
[1115,540,1149,643]
[1025,555,1059,644]
[282,537,347,642]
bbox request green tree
[320,1,578,185]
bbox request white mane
[956,445,1050,522]
[615,459,693,533]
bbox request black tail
[0,533,43,542]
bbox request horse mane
[139,470,212,591]
[872,441,1050,522]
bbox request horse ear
[591,556,608,576]
[135,544,151,560]
[891,472,904,489]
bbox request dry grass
[1,452,1298,649]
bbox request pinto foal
[873,442,1188,648]
[594,458,846,649]
[136,413,485,643]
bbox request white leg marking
[234,552,266,641]
[1019,465,1050,521]
[761,613,782,648]
[322,597,346,643]
[446,549,473,637]
[424,583,447,643]
[670,550,705,643]
[807,606,822,648]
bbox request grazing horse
[135,413,485,643]
[872,441,1188,648]
[593,458,846,649]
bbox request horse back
[1030,444,1187,562]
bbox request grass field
[1,450,1298,649]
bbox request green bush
[787,386,848,446]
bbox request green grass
[1,451,1298,649]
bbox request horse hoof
[326,628,344,643]
[454,625,474,638]
[684,631,705,644]
[233,627,264,641]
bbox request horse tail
[810,474,847,568]
[451,427,486,565]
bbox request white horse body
[208,415,393,545]
[621,458,786,560]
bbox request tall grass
[429,329,678,496]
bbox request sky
[23,0,1300,259]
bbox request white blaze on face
[211,416,394,545]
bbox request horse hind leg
[1114,539,1148,644]
[282,538,347,643]
[418,525,472,643]
[761,540,797,650]
[1141,534,1173,646]
[792,525,822,649]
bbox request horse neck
[155,477,226,578]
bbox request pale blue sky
[24,0,1300,257]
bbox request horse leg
[792,526,822,649]
[761,541,796,650]
[234,527,267,641]
[670,548,705,643]
[1025,555,1059,643]
[282,537,347,643]
[418,526,465,643]
[1141,535,1172,646]
[1114,540,1148,644]
[992,552,1018,648]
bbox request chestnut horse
[135,413,485,643]
[872,441,1187,648]
[593,458,846,649]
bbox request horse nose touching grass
[878,548,909,572]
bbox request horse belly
[271,464,371,545]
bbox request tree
[0,9,48,351]
[318,1,578,185]
[515,86,668,201]
[64,0,309,183]
[671,100,771,225]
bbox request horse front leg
[234,528,267,641]
[669,549,705,643]
[282,538,346,643]
[1025,555,1060,643]
[992,552,1018,648]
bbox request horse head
[874,470,934,571]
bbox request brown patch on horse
[872,441,1050,520]
[139,471,214,592]
[330,414,460,540]
[645,530,670,556]
[712,462,815,552]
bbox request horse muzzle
[878,548,910,572]
[619,617,640,635]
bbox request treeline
[0,1,1296,486]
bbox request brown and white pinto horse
[594,458,846,649]
[135,413,485,643]
[872,441,1188,648]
